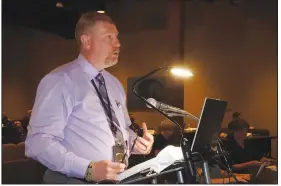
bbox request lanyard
[91,79,123,145]
[91,79,113,123]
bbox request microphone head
[146,98,157,108]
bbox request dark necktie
[94,73,128,165]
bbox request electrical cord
[228,169,231,183]
[213,159,238,183]
[216,138,237,182]
[191,151,204,161]
[191,151,211,184]
[121,136,138,164]
[196,169,204,183]
[217,138,231,161]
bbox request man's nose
[115,38,121,48]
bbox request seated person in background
[153,119,175,156]
[21,110,32,134]
[196,139,251,184]
[2,112,12,128]
[196,165,251,184]
[226,119,271,172]
[2,113,24,144]
[13,121,26,141]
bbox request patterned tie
[94,73,128,165]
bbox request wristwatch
[85,161,95,182]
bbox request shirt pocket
[110,98,125,126]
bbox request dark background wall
[182,0,277,157]
[2,0,277,157]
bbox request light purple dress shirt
[25,54,137,179]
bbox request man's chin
[104,59,118,68]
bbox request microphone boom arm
[132,66,198,184]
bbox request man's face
[83,21,120,68]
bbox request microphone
[146,98,199,121]
[146,98,188,115]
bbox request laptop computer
[191,98,228,153]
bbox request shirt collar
[77,54,104,81]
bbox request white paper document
[117,145,184,181]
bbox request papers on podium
[117,145,184,181]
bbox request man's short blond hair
[75,12,114,47]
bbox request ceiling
[3,0,112,39]
[3,0,172,39]
[3,0,275,39]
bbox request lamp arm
[132,66,166,93]
[132,66,183,139]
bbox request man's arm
[232,160,262,171]
[25,74,91,178]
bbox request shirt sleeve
[25,73,91,178]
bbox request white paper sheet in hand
[116,158,156,181]
[153,145,184,173]
[117,146,184,181]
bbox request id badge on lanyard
[113,144,126,163]
[91,79,128,165]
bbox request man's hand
[235,173,251,181]
[234,175,249,183]
[260,157,272,166]
[134,122,154,154]
[91,160,126,182]
[229,174,251,183]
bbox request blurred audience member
[226,119,271,172]
[13,121,26,141]
[233,112,241,121]
[22,110,32,134]
[153,119,176,156]
[228,112,254,130]
[2,112,27,144]
[2,112,12,128]
[196,165,251,183]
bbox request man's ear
[80,34,91,49]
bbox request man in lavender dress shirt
[25,12,154,183]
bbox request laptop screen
[191,98,228,153]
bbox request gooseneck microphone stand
[132,66,197,184]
